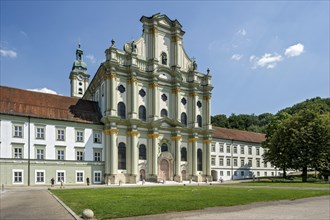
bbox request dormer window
[161,52,167,65]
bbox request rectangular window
[76,171,84,183]
[219,144,224,153]
[256,159,260,167]
[256,148,260,155]
[36,149,44,160]
[94,132,102,143]
[94,151,101,161]
[35,170,45,183]
[240,158,245,167]
[264,162,268,168]
[57,150,65,160]
[76,151,84,161]
[226,158,230,166]
[233,158,238,167]
[13,125,23,138]
[233,146,237,154]
[57,129,65,141]
[257,171,260,176]
[56,171,65,183]
[248,147,252,155]
[211,157,216,166]
[241,171,245,177]
[14,147,23,159]
[211,145,215,152]
[227,171,230,176]
[226,145,230,153]
[264,172,267,176]
[248,159,252,167]
[219,157,224,166]
[271,172,274,176]
[220,171,223,176]
[13,170,23,184]
[94,171,102,183]
[76,130,84,142]
[36,127,45,139]
[234,171,237,176]
[240,146,244,154]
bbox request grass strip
[51,185,330,219]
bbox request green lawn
[51,185,330,219]
[234,181,330,188]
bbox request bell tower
[69,44,90,98]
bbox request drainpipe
[28,116,31,186]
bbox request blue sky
[1,1,329,116]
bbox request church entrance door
[159,159,170,181]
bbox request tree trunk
[302,166,308,182]
[283,167,287,178]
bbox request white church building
[0,14,276,186]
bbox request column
[147,130,159,182]
[149,82,159,120]
[105,72,117,116]
[172,131,182,182]
[104,127,118,184]
[127,74,138,119]
[203,139,212,180]
[189,91,197,127]
[172,86,181,121]
[127,128,139,183]
[189,134,198,180]
[203,95,211,129]
[104,129,111,181]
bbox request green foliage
[51,186,329,219]
[263,98,330,182]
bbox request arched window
[197,149,202,171]
[161,52,167,65]
[118,142,126,169]
[160,109,168,117]
[181,147,187,161]
[181,112,187,126]
[197,115,202,127]
[161,143,168,152]
[117,102,126,119]
[78,88,83,95]
[139,144,146,160]
[138,105,146,121]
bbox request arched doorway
[181,170,187,181]
[159,159,170,181]
[140,169,146,181]
[211,170,218,181]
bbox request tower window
[161,143,168,152]
[197,115,202,127]
[161,94,167,102]
[197,149,202,171]
[79,82,82,86]
[181,112,187,126]
[117,102,126,119]
[160,109,168,117]
[197,101,202,108]
[118,85,126,93]
[118,142,126,169]
[139,105,147,121]
[78,88,83,95]
[139,144,146,160]
[139,89,146,97]
[161,52,167,65]
[181,98,187,105]
[181,147,187,161]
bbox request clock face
[77,75,83,81]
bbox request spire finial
[111,38,115,47]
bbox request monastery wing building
[0,14,277,186]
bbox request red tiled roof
[212,126,265,143]
[0,86,102,124]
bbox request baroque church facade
[0,14,276,186]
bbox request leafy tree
[263,110,330,182]
[211,114,229,128]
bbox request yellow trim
[188,137,199,142]
[203,96,211,101]
[149,82,158,88]
[203,139,212,144]
[171,88,180,94]
[189,92,197,97]
[171,135,182,141]
[149,27,157,34]
[127,77,137,84]
[104,129,118,135]
[127,131,139,136]
[148,133,159,139]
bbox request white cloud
[231,54,243,61]
[0,48,17,58]
[237,29,247,36]
[250,53,283,69]
[284,43,304,57]
[28,88,58,95]
[20,30,28,37]
[86,54,97,64]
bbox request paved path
[0,187,74,220]
[119,196,330,220]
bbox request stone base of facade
[126,174,138,184]
[146,174,158,182]
[174,175,182,182]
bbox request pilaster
[172,132,182,182]
[147,130,159,182]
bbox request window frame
[35,170,45,184]
[94,131,102,143]
[76,130,84,142]
[93,171,102,183]
[35,126,45,140]
[13,124,23,138]
[76,170,84,183]
[12,169,24,184]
